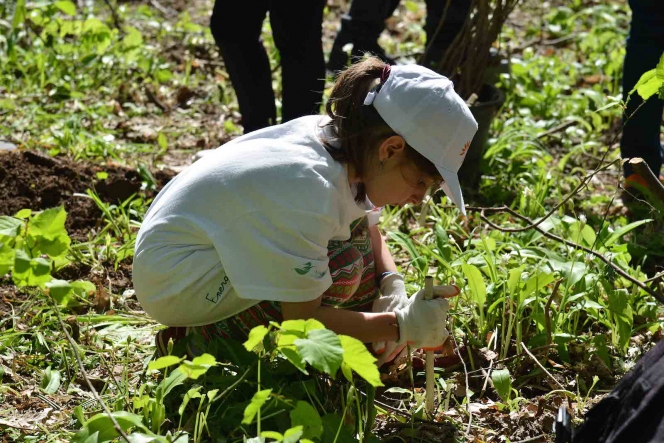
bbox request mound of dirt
[0,150,174,240]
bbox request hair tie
[380,65,391,84]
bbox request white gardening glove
[372,273,409,357]
[394,285,455,350]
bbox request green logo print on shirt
[294,262,313,275]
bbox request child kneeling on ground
[133,57,478,365]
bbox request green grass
[1,0,663,441]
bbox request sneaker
[623,173,664,202]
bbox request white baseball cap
[363,64,478,215]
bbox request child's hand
[375,284,459,366]
[394,284,459,350]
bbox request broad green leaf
[155,69,172,83]
[491,368,511,401]
[35,233,71,258]
[157,133,167,150]
[280,319,306,334]
[520,271,555,306]
[71,280,96,297]
[14,209,31,219]
[278,319,323,348]
[339,335,383,387]
[244,325,269,351]
[70,429,100,443]
[385,387,414,396]
[295,329,343,376]
[633,70,663,100]
[45,279,73,306]
[0,216,22,238]
[28,206,67,240]
[122,26,143,49]
[507,265,526,294]
[55,0,77,15]
[12,0,26,30]
[280,347,308,374]
[405,1,419,13]
[13,250,52,287]
[290,401,323,440]
[206,388,219,402]
[159,368,187,398]
[178,353,216,379]
[340,361,353,382]
[40,366,61,394]
[283,426,304,443]
[178,386,202,416]
[602,219,651,248]
[148,355,184,371]
[556,261,587,289]
[242,389,272,425]
[260,431,284,442]
[462,264,486,306]
[83,411,148,442]
[0,242,14,276]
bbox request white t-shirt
[133,116,378,326]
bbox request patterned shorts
[194,216,379,342]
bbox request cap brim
[437,168,466,216]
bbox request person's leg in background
[210,0,275,133]
[621,0,664,185]
[327,0,401,73]
[420,0,472,69]
[269,0,327,122]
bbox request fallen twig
[150,0,177,17]
[536,120,576,139]
[49,295,132,443]
[520,341,565,391]
[102,0,124,33]
[144,84,170,113]
[511,435,547,443]
[474,159,618,234]
[450,324,472,437]
[465,344,558,376]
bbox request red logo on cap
[460,140,471,157]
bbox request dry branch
[467,205,664,304]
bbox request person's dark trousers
[620,0,664,178]
[327,0,400,72]
[210,0,326,133]
[327,0,470,72]
[420,0,472,69]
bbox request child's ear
[379,135,407,161]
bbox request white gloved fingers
[375,273,409,312]
[376,341,408,367]
[432,284,461,298]
[373,340,387,354]
[379,273,405,297]
[395,297,450,349]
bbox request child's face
[363,136,441,207]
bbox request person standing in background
[327,0,471,73]
[210,0,327,133]
[620,0,664,194]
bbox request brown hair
[323,57,441,203]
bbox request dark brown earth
[0,150,174,241]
